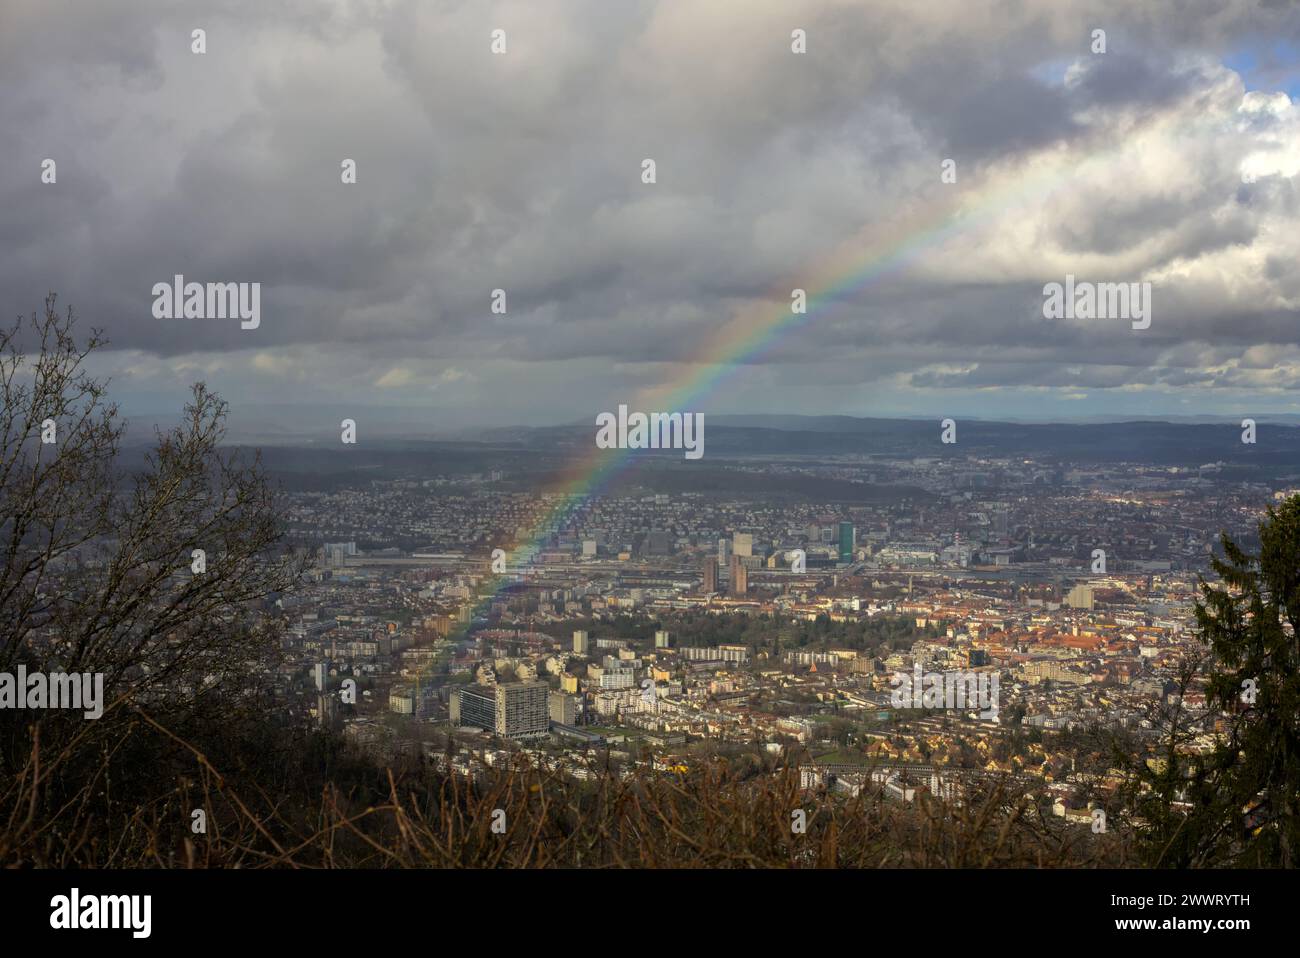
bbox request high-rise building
[701,557,718,594]
[838,522,856,563]
[452,684,493,730]
[549,690,577,725]
[573,630,589,654]
[655,630,670,649]
[730,555,748,595]
[717,538,729,565]
[315,692,339,730]
[389,686,416,714]
[455,681,551,738]
[733,533,753,557]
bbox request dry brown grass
[0,717,1131,869]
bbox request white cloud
[3,0,1299,423]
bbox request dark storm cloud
[0,0,1298,424]
[1071,54,1207,110]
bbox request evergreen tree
[1126,496,1300,866]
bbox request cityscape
[263,422,1287,819]
[2,0,1297,940]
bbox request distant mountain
[116,407,1300,472]
[449,415,1300,467]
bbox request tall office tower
[454,682,551,738]
[497,682,551,737]
[549,690,577,725]
[655,630,670,649]
[316,692,339,730]
[312,661,327,692]
[701,557,718,594]
[838,522,856,563]
[453,685,493,730]
[717,538,729,565]
[733,533,753,557]
[730,554,748,595]
[573,630,590,654]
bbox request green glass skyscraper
[838,522,855,563]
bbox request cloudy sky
[3,0,1300,431]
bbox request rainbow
[442,107,1202,641]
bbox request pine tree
[1126,496,1300,866]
